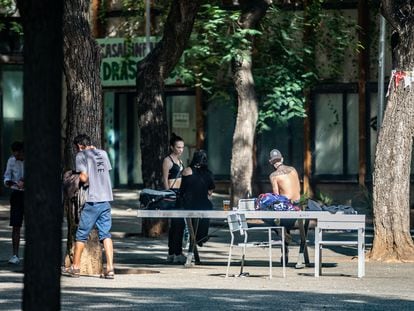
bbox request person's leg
[71,202,98,270]
[167,218,176,256]
[279,219,296,263]
[12,226,21,256]
[72,241,86,269]
[95,202,114,274]
[9,191,24,261]
[171,218,185,256]
[102,238,114,272]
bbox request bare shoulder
[163,156,172,165]
[182,167,193,176]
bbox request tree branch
[239,0,272,28]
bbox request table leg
[358,227,365,278]
[295,219,310,269]
[314,226,321,277]
[185,218,200,267]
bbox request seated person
[268,148,301,263]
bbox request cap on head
[269,149,282,165]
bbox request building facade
[1,1,412,204]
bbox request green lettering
[112,62,120,80]
[120,61,128,80]
[103,62,111,80]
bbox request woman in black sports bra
[162,133,184,191]
[162,133,186,264]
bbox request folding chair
[226,213,286,279]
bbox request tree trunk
[16,1,63,310]
[370,1,414,262]
[62,0,103,273]
[230,0,270,205]
[357,0,369,186]
[136,0,201,237]
[302,0,318,198]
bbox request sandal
[100,269,115,279]
[62,266,80,278]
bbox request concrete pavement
[0,189,413,310]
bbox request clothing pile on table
[306,199,357,214]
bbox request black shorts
[10,190,24,227]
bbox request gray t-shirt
[75,148,113,202]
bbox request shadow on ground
[53,287,413,310]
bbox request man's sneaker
[8,255,20,265]
[166,254,174,263]
[173,254,187,264]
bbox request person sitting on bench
[268,149,301,263]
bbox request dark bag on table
[139,189,177,210]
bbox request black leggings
[168,218,185,256]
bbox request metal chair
[226,213,286,279]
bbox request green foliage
[0,0,15,14]
[316,191,333,206]
[116,0,170,37]
[317,9,360,78]
[254,6,310,129]
[301,190,334,207]
[119,1,359,129]
[177,3,243,93]
[0,0,22,35]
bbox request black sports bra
[168,155,183,179]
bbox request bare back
[269,164,301,202]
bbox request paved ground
[0,189,413,310]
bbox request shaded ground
[0,189,413,310]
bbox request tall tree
[136,0,201,236]
[16,0,63,309]
[62,0,103,274]
[230,0,271,205]
[370,0,414,261]
[63,0,103,168]
[172,2,353,203]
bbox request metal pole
[145,0,151,55]
[377,15,386,132]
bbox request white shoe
[166,254,174,263]
[184,252,194,267]
[173,254,187,264]
[8,255,20,265]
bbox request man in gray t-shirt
[76,148,113,202]
[64,134,115,279]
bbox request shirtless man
[268,149,301,263]
[268,149,300,202]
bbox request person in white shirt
[3,141,24,265]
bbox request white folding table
[137,209,365,277]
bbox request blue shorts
[76,201,112,242]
